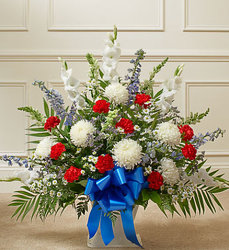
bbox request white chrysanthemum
[159,158,180,186]
[104,83,129,104]
[35,137,53,158]
[70,120,95,147]
[112,139,143,169]
[156,122,181,146]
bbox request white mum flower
[159,158,180,186]
[104,83,129,105]
[112,139,143,169]
[156,122,181,146]
[70,120,95,147]
[35,137,53,158]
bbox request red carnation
[64,166,82,183]
[147,171,164,190]
[44,116,60,131]
[178,124,194,141]
[115,118,134,134]
[50,142,66,160]
[182,143,197,160]
[95,154,114,174]
[93,100,110,114]
[135,93,151,108]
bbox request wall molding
[0,81,28,157]
[48,0,164,32]
[185,80,229,157]
[0,0,29,31]
[183,0,229,32]
[1,52,229,62]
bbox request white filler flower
[35,137,53,158]
[159,158,180,186]
[112,139,142,169]
[104,83,129,105]
[156,122,181,146]
[70,120,95,147]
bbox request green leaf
[51,108,55,116]
[194,191,201,214]
[11,205,23,218]
[206,192,216,213]
[12,194,31,200]
[210,193,224,210]
[78,179,88,187]
[16,190,34,197]
[43,98,49,117]
[201,190,214,213]
[154,89,163,99]
[27,132,50,137]
[149,191,161,205]
[27,127,45,132]
[210,187,228,193]
[197,189,205,213]
[31,195,41,220]
[190,198,197,214]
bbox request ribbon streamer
[85,165,144,247]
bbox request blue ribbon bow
[84,165,144,247]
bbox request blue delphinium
[125,49,146,102]
[2,155,29,168]
[190,128,225,149]
[33,81,67,119]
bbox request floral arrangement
[1,27,229,247]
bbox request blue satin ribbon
[85,165,144,247]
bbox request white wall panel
[0,0,29,31]
[186,81,229,164]
[0,82,27,156]
[184,0,229,31]
[48,0,164,31]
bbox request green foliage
[75,195,89,219]
[8,186,40,221]
[18,106,45,124]
[106,211,119,225]
[149,57,168,81]
[142,58,168,92]
[182,108,210,125]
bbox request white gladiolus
[159,158,180,186]
[185,168,219,187]
[156,122,181,146]
[101,33,121,82]
[158,76,182,114]
[16,169,39,185]
[70,120,95,147]
[35,137,53,158]
[112,139,143,169]
[104,83,129,104]
[60,59,85,108]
